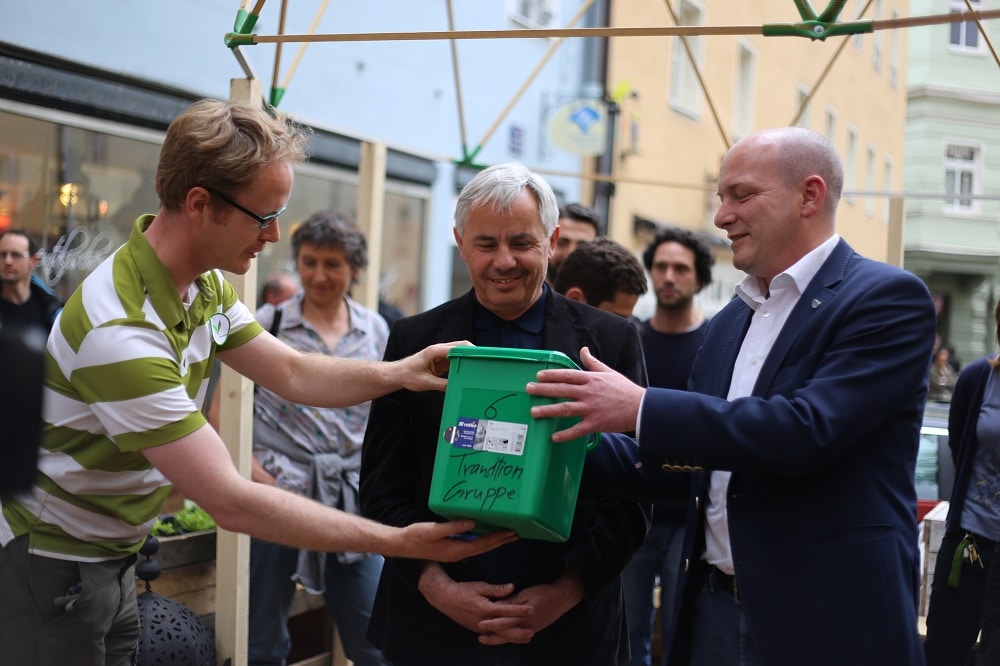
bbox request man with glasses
[0,229,62,334]
[0,99,514,666]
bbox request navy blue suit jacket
[361,289,649,665]
[590,240,936,665]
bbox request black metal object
[135,535,217,666]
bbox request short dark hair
[642,227,715,288]
[0,229,39,256]
[292,211,369,278]
[558,203,601,236]
[553,237,647,306]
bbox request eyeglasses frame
[203,187,287,230]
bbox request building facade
[601,0,909,319]
[904,0,1000,365]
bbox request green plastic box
[428,346,596,543]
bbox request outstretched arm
[143,424,515,561]
[219,331,467,407]
[527,346,645,441]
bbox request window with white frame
[794,84,811,128]
[732,41,756,141]
[944,143,981,211]
[508,0,557,29]
[853,0,865,48]
[889,8,900,88]
[882,158,894,224]
[872,0,883,72]
[949,0,982,51]
[825,108,837,145]
[845,127,858,203]
[669,0,705,118]
[865,145,877,216]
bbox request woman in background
[924,300,1000,665]
[248,211,390,666]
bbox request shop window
[0,105,429,315]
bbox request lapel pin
[811,299,822,309]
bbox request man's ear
[563,286,588,303]
[187,186,213,222]
[549,225,560,256]
[800,175,827,218]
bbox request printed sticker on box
[444,417,527,456]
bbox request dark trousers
[924,531,997,666]
[690,567,761,666]
[0,535,139,666]
[977,539,1000,664]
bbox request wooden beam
[213,75,263,666]
[356,141,387,311]
[886,197,905,268]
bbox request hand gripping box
[428,346,596,542]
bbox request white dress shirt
[702,234,840,575]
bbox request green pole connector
[764,0,872,41]
[762,19,873,40]
[269,87,286,108]
[453,145,487,172]
[225,31,257,48]
[232,9,260,35]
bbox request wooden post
[214,75,263,666]
[886,196,905,268]
[355,141,387,312]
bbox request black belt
[706,564,741,603]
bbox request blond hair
[156,99,309,211]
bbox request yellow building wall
[604,0,908,267]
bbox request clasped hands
[417,562,584,645]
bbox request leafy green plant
[151,500,217,536]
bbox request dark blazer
[360,289,649,665]
[589,240,936,666]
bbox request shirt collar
[128,214,218,330]
[277,293,366,337]
[473,285,548,335]
[735,234,840,309]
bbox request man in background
[625,227,715,665]
[0,229,62,334]
[260,271,298,306]
[546,202,600,285]
[0,229,62,494]
[552,236,647,319]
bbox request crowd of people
[0,98,980,666]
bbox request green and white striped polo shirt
[0,215,263,562]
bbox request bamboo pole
[663,0,730,150]
[789,0,873,127]
[280,0,331,91]
[446,0,470,159]
[232,10,1000,44]
[473,0,596,158]
[271,0,288,95]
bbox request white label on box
[474,419,527,456]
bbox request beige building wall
[604,0,908,288]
